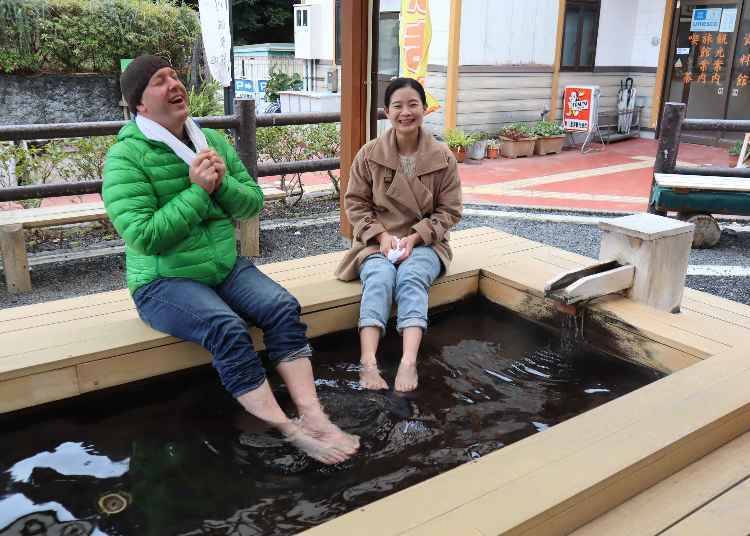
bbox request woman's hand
[377,232,400,257]
[396,233,423,262]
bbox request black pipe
[257,158,340,177]
[0,158,342,201]
[682,119,750,132]
[0,116,239,142]
[672,165,750,178]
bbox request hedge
[0,0,200,74]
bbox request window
[296,8,308,28]
[378,12,400,77]
[561,0,600,70]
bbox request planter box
[486,146,500,159]
[500,137,536,159]
[534,135,566,155]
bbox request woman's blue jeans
[358,246,442,335]
[132,257,311,398]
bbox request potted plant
[499,123,536,159]
[532,120,566,155]
[443,128,473,163]
[467,131,489,160]
[486,138,500,159]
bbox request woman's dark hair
[384,77,427,108]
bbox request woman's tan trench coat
[334,127,463,281]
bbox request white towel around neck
[135,114,209,166]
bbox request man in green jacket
[103,55,358,464]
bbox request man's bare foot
[299,410,360,454]
[360,362,389,390]
[280,422,353,465]
[395,360,418,392]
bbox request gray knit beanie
[120,55,172,114]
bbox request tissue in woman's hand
[387,238,405,263]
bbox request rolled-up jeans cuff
[397,317,427,333]
[359,318,386,337]
[231,373,268,398]
[273,343,313,366]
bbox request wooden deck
[2,226,750,534]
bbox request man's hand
[396,233,422,263]
[377,231,399,257]
[206,150,226,189]
[189,150,219,194]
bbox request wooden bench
[0,185,285,294]
[652,172,750,248]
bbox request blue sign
[235,79,255,93]
[258,80,268,93]
[690,8,722,32]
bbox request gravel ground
[1,203,748,308]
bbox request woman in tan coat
[335,78,462,392]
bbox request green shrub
[188,80,224,118]
[256,123,342,195]
[443,128,475,150]
[0,0,199,74]
[264,67,304,104]
[533,120,565,137]
[499,123,533,141]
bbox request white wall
[596,0,665,67]
[631,0,665,67]
[459,0,557,65]
[428,0,452,66]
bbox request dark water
[0,298,660,536]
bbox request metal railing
[654,102,750,179]
[0,101,385,202]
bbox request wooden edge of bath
[0,272,479,413]
[302,347,750,536]
[572,430,750,535]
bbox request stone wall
[0,74,124,126]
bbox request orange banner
[400,0,440,114]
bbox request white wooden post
[599,214,694,313]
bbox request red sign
[563,87,594,132]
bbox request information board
[563,86,600,132]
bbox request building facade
[292,0,749,145]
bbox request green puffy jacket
[103,122,264,294]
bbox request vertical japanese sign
[400,0,439,113]
[198,0,232,87]
[563,86,598,132]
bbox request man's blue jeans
[358,246,442,335]
[132,257,311,398]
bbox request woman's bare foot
[280,422,353,465]
[360,362,389,390]
[299,409,360,454]
[395,360,418,392]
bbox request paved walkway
[258,138,730,213]
[0,138,730,214]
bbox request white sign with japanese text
[199,0,232,87]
